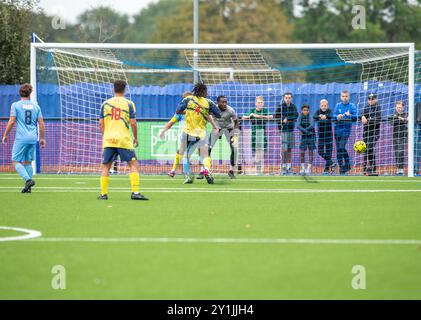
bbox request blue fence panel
[1,82,419,119]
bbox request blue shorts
[102,148,137,164]
[12,142,36,163]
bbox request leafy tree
[151,0,293,43]
[73,7,130,43]
[124,0,182,43]
[0,0,37,84]
[290,0,421,47]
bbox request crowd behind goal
[159,85,419,180]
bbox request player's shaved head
[217,95,226,102]
[217,95,227,111]
[182,91,192,99]
[114,80,127,94]
[19,83,33,98]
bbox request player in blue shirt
[333,90,358,174]
[2,84,46,193]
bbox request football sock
[203,157,211,171]
[129,172,140,194]
[183,157,190,175]
[15,163,30,181]
[199,157,205,172]
[172,153,181,171]
[100,176,110,195]
[24,164,33,179]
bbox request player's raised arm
[159,117,177,140]
[160,91,191,140]
[176,98,188,114]
[207,114,219,130]
[209,101,221,118]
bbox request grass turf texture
[1,174,421,299]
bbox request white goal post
[29,42,417,177]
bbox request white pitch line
[0,187,420,193]
[0,226,42,242]
[1,177,421,183]
[27,237,421,245]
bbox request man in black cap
[360,93,382,175]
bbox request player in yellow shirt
[158,91,219,178]
[98,80,148,200]
[176,83,221,184]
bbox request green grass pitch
[1,174,421,299]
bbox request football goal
[27,42,419,177]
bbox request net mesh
[185,49,283,174]
[47,48,129,173]
[2,45,418,176]
[336,48,410,175]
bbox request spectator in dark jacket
[274,92,298,175]
[298,105,315,175]
[313,99,335,174]
[389,101,408,175]
[360,93,382,175]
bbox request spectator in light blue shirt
[2,84,46,193]
[333,90,358,174]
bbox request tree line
[1,0,420,84]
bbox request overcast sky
[38,0,158,23]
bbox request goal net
[28,44,418,176]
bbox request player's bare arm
[38,117,46,148]
[131,118,138,148]
[2,116,16,144]
[159,119,175,139]
[99,118,105,135]
[208,114,219,130]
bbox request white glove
[231,135,239,147]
